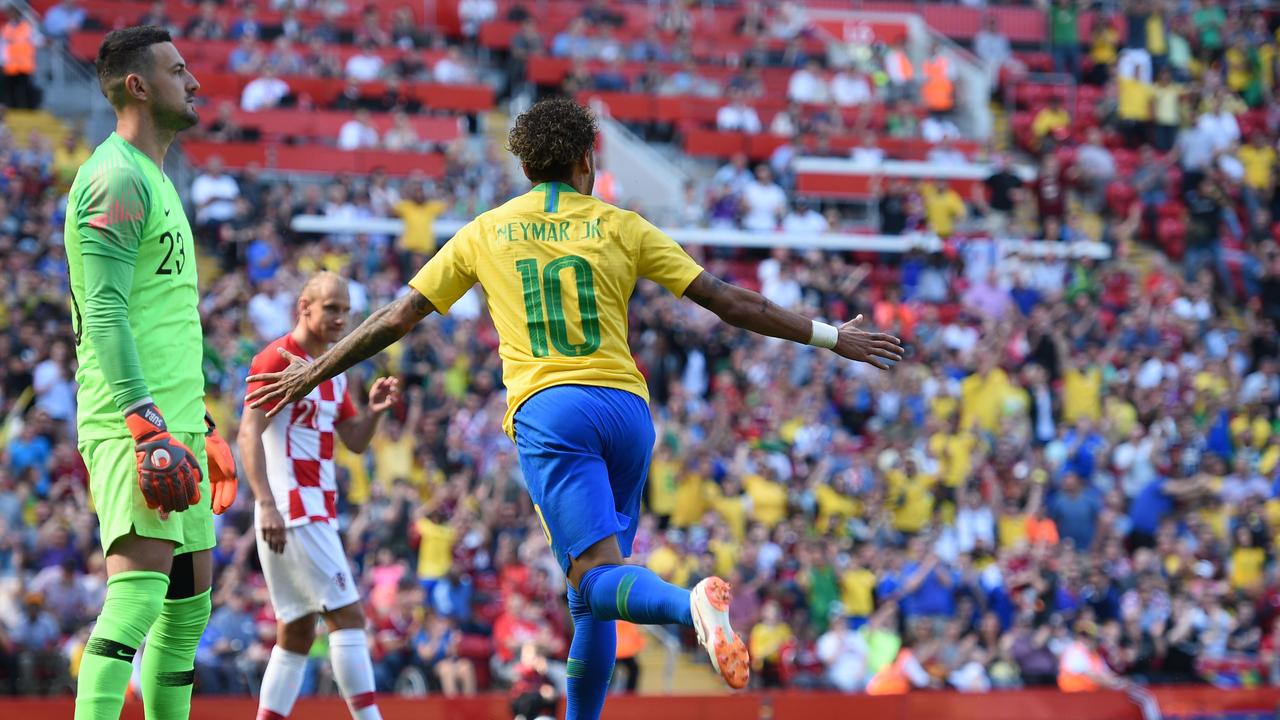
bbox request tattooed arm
[681,271,904,369]
[245,291,435,417]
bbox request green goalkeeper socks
[75,571,169,720]
[141,588,211,720]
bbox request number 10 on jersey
[515,255,601,357]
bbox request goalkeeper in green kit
[66,27,238,719]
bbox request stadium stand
[3,1,1280,719]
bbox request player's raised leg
[514,384,750,718]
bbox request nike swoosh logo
[86,637,137,662]
[164,208,171,216]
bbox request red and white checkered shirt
[246,334,356,527]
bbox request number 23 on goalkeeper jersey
[64,133,204,440]
[409,182,704,438]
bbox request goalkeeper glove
[125,401,202,513]
[204,411,238,515]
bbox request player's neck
[291,327,327,359]
[115,111,176,169]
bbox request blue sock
[577,564,693,627]
[565,587,615,720]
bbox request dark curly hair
[507,97,598,184]
[97,25,172,108]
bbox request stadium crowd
[1,0,1280,707]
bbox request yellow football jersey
[409,182,704,437]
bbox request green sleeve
[81,251,149,412]
[76,161,152,413]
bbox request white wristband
[809,320,839,350]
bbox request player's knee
[280,616,318,652]
[567,537,624,590]
[324,602,366,631]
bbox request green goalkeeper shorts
[80,431,215,556]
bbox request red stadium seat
[682,129,749,158]
[578,92,657,122]
[180,141,267,169]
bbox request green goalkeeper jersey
[65,133,204,440]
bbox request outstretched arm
[681,271,904,368]
[246,290,435,417]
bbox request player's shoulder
[72,139,150,199]
[249,334,296,373]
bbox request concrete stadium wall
[5,687,1280,720]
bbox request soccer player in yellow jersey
[247,98,903,717]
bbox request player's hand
[204,411,238,515]
[245,347,318,419]
[125,402,202,514]
[833,314,904,370]
[258,502,287,554]
[368,376,402,413]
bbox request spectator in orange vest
[613,621,645,693]
[883,41,915,103]
[1,5,39,109]
[865,646,934,695]
[921,44,955,115]
[1058,622,1163,720]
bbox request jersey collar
[533,182,576,213]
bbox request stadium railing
[288,215,1112,260]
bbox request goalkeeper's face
[146,42,200,132]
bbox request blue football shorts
[513,384,655,575]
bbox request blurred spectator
[0,6,39,110]
[883,42,915,102]
[264,36,305,77]
[191,157,241,228]
[458,0,497,43]
[816,603,868,692]
[927,138,967,165]
[413,612,476,696]
[750,600,794,689]
[831,66,872,108]
[781,200,828,234]
[849,131,885,167]
[920,44,956,116]
[228,34,263,75]
[741,164,786,232]
[11,593,65,695]
[1031,95,1069,149]
[184,0,225,41]
[41,0,83,40]
[885,100,919,139]
[788,60,829,105]
[1047,0,1080,78]
[382,112,421,152]
[240,68,289,111]
[346,41,385,82]
[921,114,961,143]
[338,109,380,150]
[716,89,762,134]
[227,1,260,41]
[920,179,966,238]
[434,47,476,86]
[551,19,593,61]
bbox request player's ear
[124,73,148,102]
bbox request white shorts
[256,515,359,624]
